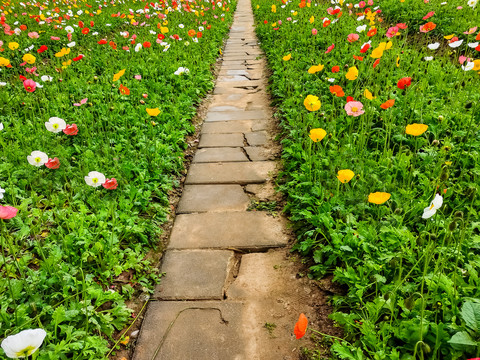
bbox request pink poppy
[386,26,399,38]
[135,75,142,80]
[325,43,335,54]
[73,98,88,106]
[359,1,366,8]
[312,28,317,35]
[103,178,118,190]
[422,11,435,20]
[28,31,39,38]
[464,26,478,35]
[0,205,18,219]
[396,23,408,29]
[50,36,60,40]
[347,33,359,42]
[23,79,36,92]
[345,101,365,116]
[63,124,78,135]
[45,157,60,169]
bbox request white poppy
[0,123,3,131]
[1,329,47,358]
[67,41,76,48]
[35,82,43,88]
[27,151,48,167]
[427,42,440,50]
[178,23,184,28]
[135,43,142,52]
[174,67,189,75]
[84,171,106,187]
[468,42,479,48]
[356,24,367,32]
[468,0,477,8]
[357,15,365,21]
[41,75,53,82]
[45,117,66,133]
[422,194,443,219]
[449,39,463,48]
[0,186,4,199]
[462,61,475,71]
[65,26,74,33]
[0,82,7,86]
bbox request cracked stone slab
[133,301,246,360]
[205,110,266,122]
[177,185,250,213]
[154,250,234,300]
[208,105,244,112]
[168,212,289,249]
[245,131,268,146]
[244,147,275,161]
[199,133,244,147]
[202,120,259,133]
[185,162,276,184]
[193,147,248,163]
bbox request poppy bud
[438,115,444,121]
[454,211,464,219]
[440,169,449,181]
[448,221,457,231]
[432,139,439,146]
[140,100,145,104]
[110,106,115,111]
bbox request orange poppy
[294,313,308,339]
[82,27,89,35]
[329,85,345,97]
[119,84,130,95]
[420,22,436,33]
[380,99,395,109]
[367,28,377,37]
[373,59,380,68]
[353,55,364,61]
[188,29,196,37]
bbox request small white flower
[422,194,443,219]
[427,42,440,50]
[198,26,204,31]
[424,56,434,61]
[356,15,365,21]
[135,43,142,52]
[27,151,48,167]
[356,24,367,32]
[35,82,43,88]
[174,66,189,75]
[193,37,198,43]
[77,10,83,15]
[327,78,336,83]
[0,123,3,131]
[65,25,74,34]
[85,171,106,187]
[149,30,156,34]
[45,117,66,133]
[468,0,477,8]
[178,23,184,28]
[67,41,76,48]
[41,75,53,82]
[1,329,47,358]
[449,39,464,48]
[0,186,5,199]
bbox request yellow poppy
[0,57,11,67]
[406,123,428,136]
[271,4,276,12]
[113,69,126,82]
[444,34,455,40]
[55,47,70,58]
[304,95,321,111]
[309,128,326,142]
[146,108,161,116]
[309,16,314,24]
[473,60,480,71]
[345,66,358,81]
[8,42,19,51]
[307,64,324,74]
[368,192,391,204]
[363,89,376,100]
[282,53,291,61]
[22,53,36,64]
[160,26,169,34]
[337,170,355,183]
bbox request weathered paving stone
[202,120,257,133]
[133,301,246,360]
[245,131,268,146]
[245,147,274,161]
[154,250,234,299]
[177,185,250,213]
[185,162,276,184]
[205,110,266,122]
[208,105,244,112]
[193,148,248,163]
[216,75,250,82]
[199,133,244,148]
[168,212,289,249]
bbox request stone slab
[214,86,260,95]
[245,131,268,146]
[193,148,248,163]
[199,133,244,148]
[208,105,244,112]
[168,212,289,250]
[206,110,266,122]
[177,185,250,213]
[245,147,274,161]
[185,162,276,184]
[217,75,251,82]
[202,120,256,133]
[133,301,246,360]
[154,250,234,300]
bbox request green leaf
[461,300,480,332]
[448,331,477,350]
[331,342,358,360]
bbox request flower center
[35,157,41,163]
[429,203,435,210]
[352,106,358,112]
[53,123,59,129]
[16,346,36,356]
[92,178,98,183]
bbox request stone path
[131,0,331,358]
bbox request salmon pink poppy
[45,157,60,169]
[420,22,436,33]
[312,28,317,35]
[103,178,118,190]
[23,79,36,92]
[422,11,435,20]
[380,99,395,109]
[347,33,359,42]
[386,26,399,38]
[397,77,412,90]
[345,101,365,116]
[325,43,335,54]
[294,314,308,339]
[0,205,18,219]
[63,124,78,135]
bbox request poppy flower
[63,124,78,135]
[23,79,36,92]
[109,41,117,50]
[363,89,376,100]
[331,65,340,72]
[304,95,321,111]
[1,329,46,357]
[188,29,196,37]
[82,28,90,35]
[329,85,344,97]
[386,26,399,38]
[78,20,84,28]
[420,22,436,33]
[119,84,130,95]
[422,11,435,20]
[406,123,428,136]
[37,45,48,53]
[158,34,165,40]
[98,39,107,45]
[422,194,443,219]
[0,205,18,219]
[367,28,377,36]
[397,23,408,29]
[368,192,391,204]
[72,55,84,62]
[345,66,358,80]
[45,117,66,133]
[282,53,291,61]
[103,178,118,190]
[345,101,364,116]
[308,64,324,74]
[27,151,48,166]
[337,169,355,183]
[346,96,355,103]
[85,171,106,187]
[113,69,126,82]
[360,42,371,53]
[353,55,364,61]
[294,313,308,339]
[380,99,395,109]
[197,32,203,38]
[325,43,335,54]
[323,18,331,27]
[45,157,60,169]
[143,41,151,48]
[146,108,161,116]
[347,33,359,42]
[397,77,412,90]
[20,24,27,31]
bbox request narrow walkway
[132,0,327,359]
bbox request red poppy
[299,1,306,8]
[373,59,380,68]
[82,27,89,35]
[109,41,117,50]
[397,77,412,90]
[20,24,27,31]
[173,34,180,40]
[143,41,151,48]
[294,314,308,339]
[360,43,371,53]
[19,75,27,81]
[63,124,78,135]
[264,20,268,24]
[329,85,345,97]
[207,25,212,30]
[72,55,84,61]
[331,65,340,73]
[476,32,480,41]
[367,28,377,37]
[197,31,203,38]
[158,34,165,40]
[323,19,331,27]
[422,11,434,20]
[45,157,60,169]
[37,45,48,53]
[98,39,107,45]
[346,96,354,102]
[119,84,130,95]
[325,43,335,54]
[188,29,196,37]
[353,55,364,61]
[78,20,84,28]
[103,178,118,190]
[380,99,395,109]
[90,21,94,27]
